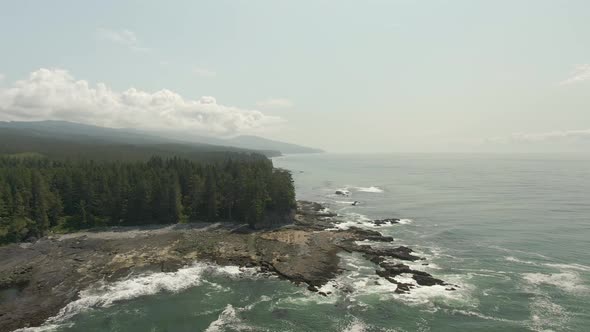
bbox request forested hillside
[0,127,281,161]
[0,156,296,244]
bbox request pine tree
[186,174,204,222]
[31,171,50,236]
[204,169,218,221]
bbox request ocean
[27,153,590,331]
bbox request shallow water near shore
[29,153,590,331]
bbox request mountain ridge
[0,120,324,155]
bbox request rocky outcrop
[0,201,448,332]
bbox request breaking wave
[21,263,260,331]
[354,186,384,193]
[204,304,254,332]
[522,271,588,294]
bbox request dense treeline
[0,156,295,244]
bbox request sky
[0,0,589,153]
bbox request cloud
[96,28,150,52]
[489,129,590,143]
[0,68,282,136]
[559,64,590,85]
[192,67,216,78]
[256,98,294,109]
[0,73,4,81]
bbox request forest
[0,155,296,244]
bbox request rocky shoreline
[0,201,451,332]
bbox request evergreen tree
[31,171,50,236]
[0,154,296,243]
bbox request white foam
[204,304,253,332]
[334,254,474,308]
[522,271,588,294]
[28,262,259,330]
[544,263,590,272]
[15,323,72,332]
[505,256,538,265]
[328,213,374,230]
[397,218,413,225]
[528,296,570,332]
[354,186,384,193]
[506,256,590,275]
[334,188,351,196]
[489,246,551,260]
[341,318,370,332]
[449,309,520,324]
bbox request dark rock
[412,274,446,286]
[364,235,394,242]
[353,245,420,261]
[372,218,400,226]
[395,283,413,294]
[335,190,349,196]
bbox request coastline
[0,201,451,332]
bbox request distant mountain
[0,120,324,156]
[0,120,281,159]
[145,130,324,155]
[227,135,324,154]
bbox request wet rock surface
[0,201,449,332]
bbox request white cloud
[192,67,216,78]
[96,28,150,52]
[0,68,282,136]
[559,64,590,85]
[255,98,294,109]
[0,73,5,81]
[489,129,590,143]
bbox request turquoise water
[31,153,590,331]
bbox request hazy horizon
[1,1,589,153]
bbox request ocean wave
[386,273,472,307]
[204,304,254,332]
[522,271,588,294]
[504,256,538,265]
[488,246,552,260]
[354,186,384,193]
[506,256,590,273]
[544,263,590,272]
[327,213,374,230]
[341,317,370,332]
[335,200,357,205]
[528,296,571,332]
[22,262,260,331]
[328,254,474,309]
[329,213,411,231]
[449,309,522,325]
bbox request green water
[28,153,590,331]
